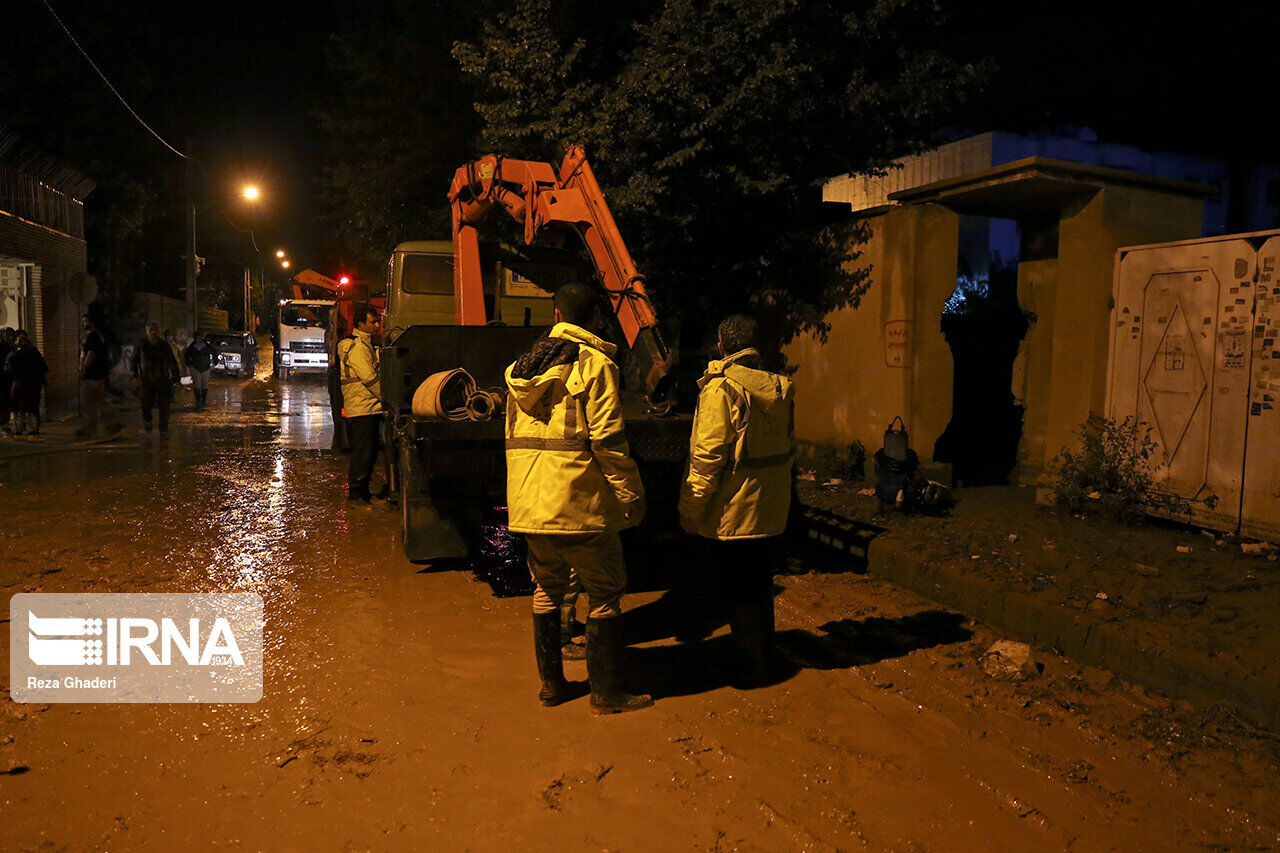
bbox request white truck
[276,298,334,379]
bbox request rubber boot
[586,617,653,714]
[534,611,586,707]
[728,596,775,688]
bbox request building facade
[0,130,96,414]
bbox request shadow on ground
[623,601,972,700]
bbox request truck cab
[277,298,335,379]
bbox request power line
[39,0,191,161]
[40,0,273,261]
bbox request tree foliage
[317,0,491,272]
[455,0,990,344]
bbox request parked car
[206,331,259,378]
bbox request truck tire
[280,367,290,380]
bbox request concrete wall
[1011,258,1058,481]
[1029,186,1205,478]
[785,204,958,472]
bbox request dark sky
[10,0,1273,277]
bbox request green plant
[1051,414,1216,524]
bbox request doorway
[933,218,1029,486]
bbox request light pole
[187,184,260,333]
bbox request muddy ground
[2,370,1279,850]
[800,475,1280,733]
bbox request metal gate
[1107,230,1280,538]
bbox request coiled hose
[412,369,505,422]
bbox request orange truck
[381,146,690,561]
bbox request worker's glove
[623,497,646,527]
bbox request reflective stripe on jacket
[679,348,795,540]
[504,322,644,534]
[338,330,383,416]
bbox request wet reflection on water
[5,368,351,734]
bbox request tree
[316,0,493,273]
[456,0,989,345]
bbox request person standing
[5,330,48,436]
[184,330,217,410]
[678,315,795,686]
[504,283,650,713]
[76,315,111,437]
[130,322,179,434]
[337,307,383,504]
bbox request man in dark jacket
[129,321,179,434]
[6,329,48,436]
[76,314,111,437]
[184,330,218,410]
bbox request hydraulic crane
[448,145,674,407]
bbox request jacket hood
[505,323,615,415]
[506,361,574,413]
[700,348,794,414]
[550,322,616,357]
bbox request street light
[187,185,261,334]
[275,250,285,258]
[281,260,291,269]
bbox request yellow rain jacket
[338,329,384,416]
[679,348,795,540]
[504,323,645,534]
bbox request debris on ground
[1176,545,1193,554]
[1134,563,1161,577]
[981,640,1040,680]
[1089,593,1114,613]
[1241,542,1275,555]
[1007,533,1019,543]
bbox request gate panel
[1241,237,1280,539]
[1109,239,1256,531]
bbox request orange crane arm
[447,146,673,401]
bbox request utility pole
[184,140,198,334]
[243,267,252,332]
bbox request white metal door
[1109,239,1256,530]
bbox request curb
[867,533,1280,733]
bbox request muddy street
[2,372,1278,851]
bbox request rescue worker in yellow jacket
[505,283,652,713]
[338,306,384,505]
[679,314,795,685]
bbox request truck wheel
[280,367,289,380]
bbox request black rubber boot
[534,611,586,707]
[728,597,776,688]
[586,616,653,714]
